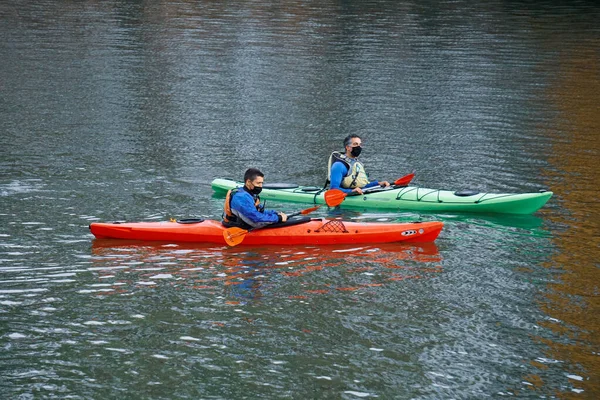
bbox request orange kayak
[89,218,443,245]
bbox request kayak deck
[211,178,552,214]
[90,218,443,245]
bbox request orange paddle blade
[394,171,415,186]
[299,205,321,215]
[324,189,347,207]
[223,227,249,247]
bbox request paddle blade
[223,227,248,247]
[324,189,347,207]
[394,171,415,186]
[299,205,321,215]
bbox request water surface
[1,0,599,398]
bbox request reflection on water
[537,39,600,398]
[1,0,599,397]
[89,241,442,303]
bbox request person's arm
[231,193,280,228]
[262,209,287,222]
[365,180,391,189]
[330,162,353,194]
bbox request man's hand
[352,187,364,195]
[380,181,390,187]
[279,212,288,222]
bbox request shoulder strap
[222,188,239,222]
[326,151,350,182]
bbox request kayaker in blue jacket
[328,135,390,194]
[222,168,287,229]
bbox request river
[1,0,599,398]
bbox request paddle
[323,189,348,207]
[394,170,415,186]
[223,205,321,247]
[324,172,415,207]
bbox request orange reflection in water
[90,240,442,301]
[537,43,600,398]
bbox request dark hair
[244,168,264,182]
[343,134,361,147]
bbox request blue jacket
[230,187,281,228]
[330,162,380,194]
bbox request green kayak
[211,178,553,215]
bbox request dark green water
[1,1,599,398]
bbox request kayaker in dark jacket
[328,135,390,194]
[222,168,287,229]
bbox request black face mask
[249,186,262,196]
[350,146,362,157]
